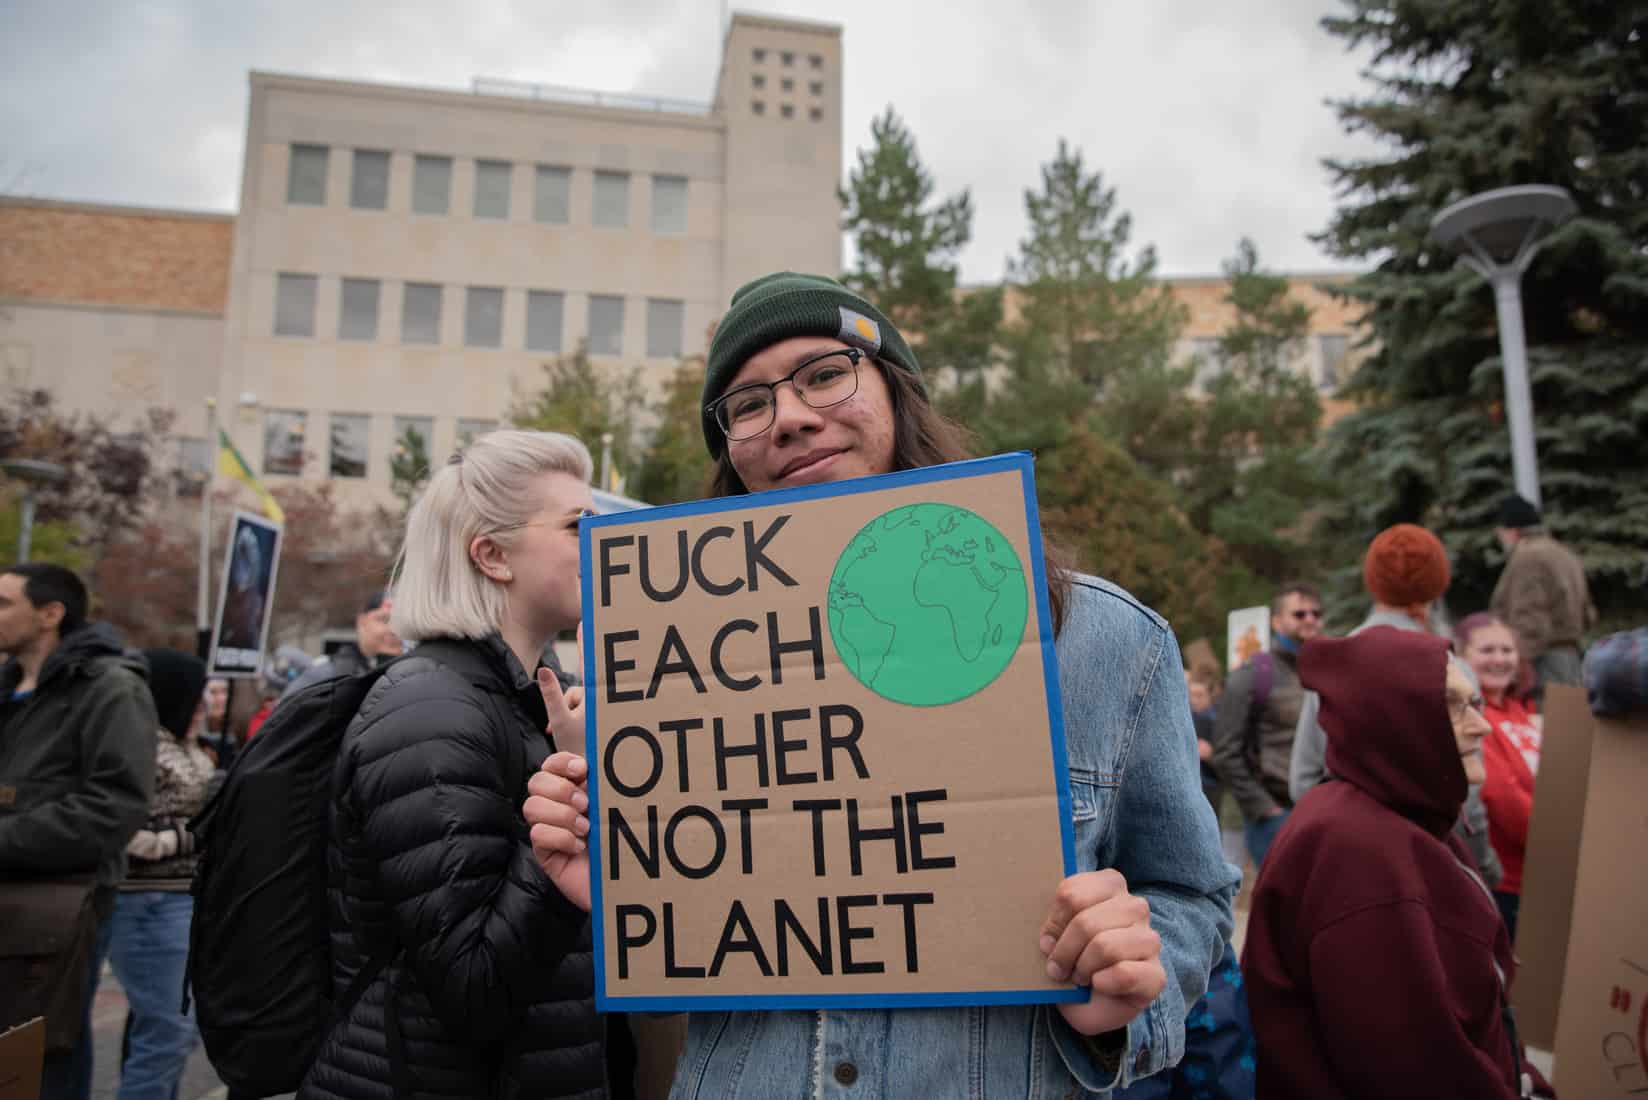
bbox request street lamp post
[1429,185,1577,511]
[0,457,70,562]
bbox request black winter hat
[1497,494,1542,529]
[701,272,924,457]
[143,648,208,740]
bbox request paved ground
[87,967,227,1100]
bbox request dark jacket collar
[1,621,137,696]
[416,634,548,730]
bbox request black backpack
[184,656,395,1096]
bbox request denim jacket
[667,575,1240,1098]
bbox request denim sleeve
[1048,625,1240,1091]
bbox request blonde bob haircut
[389,429,592,642]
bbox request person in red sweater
[1456,612,1541,941]
[1242,626,1525,1100]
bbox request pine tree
[1009,140,1185,398]
[633,357,714,505]
[1317,0,1648,628]
[509,345,646,489]
[840,107,999,377]
[1190,239,1334,582]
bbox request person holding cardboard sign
[300,430,611,1100]
[526,273,1238,1095]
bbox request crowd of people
[0,269,1641,1100]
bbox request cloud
[4,0,1379,278]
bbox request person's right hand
[525,751,592,911]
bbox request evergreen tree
[633,357,714,506]
[840,107,1000,377]
[1009,140,1185,398]
[388,424,431,517]
[1317,0,1648,628]
[1190,239,1334,582]
[510,345,646,489]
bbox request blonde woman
[300,430,606,1100]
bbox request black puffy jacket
[299,635,604,1100]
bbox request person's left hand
[1040,869,1167,1037]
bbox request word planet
[827,503,1028,707]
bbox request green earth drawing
[827,503,1029,706]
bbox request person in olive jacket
[0,562,157,1100]
[300,430,608,1100]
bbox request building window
[781,51,795,66]
[651,175,688,235]
[1190,339,1224,393]
[175,436,209,496]
[328,413,369,478]
[456,418,496,448]
[1318,333,1350,392]
[473,159,511,219]
[464,286,504,348]
[810,54,823,69]
[752,48,766,62]
[412,155,452,215]
[751,100,766,115]
[810,107,823,122]
[534,165,571,224]
[287,144,328,205]
[350,150,390,210]
[393,416,434,474]
[526,290,565,353]
[593,171,630,228]
[646,299,684,359]
[781,104,794,119]
[263,410,307,476]
[809,81,823,95]
[274,273,317,337]
[337,278,380,341]
[781,77,794,92]
[587,295,625,357]
[401,283,442,345]
[752,74,766,89]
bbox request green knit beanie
[701,272,924,456]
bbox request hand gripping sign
[580,453,1083,1011]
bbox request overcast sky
[4,0,1381,282]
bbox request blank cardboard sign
[579,454,1082,1011]
[1550,708,1648,1098]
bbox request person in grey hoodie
[1290,525,1502,886]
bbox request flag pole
[196,397,217,661]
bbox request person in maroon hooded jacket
[1242,626,1527,1100]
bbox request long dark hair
[706,360,1076,634]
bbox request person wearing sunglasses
[1211,582,1323,869]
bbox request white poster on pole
[1226,606,1270,673]
[209,511,284,679]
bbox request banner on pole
[579,453,1081,1011]
[209,510,283,679]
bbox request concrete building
[0,197,232,485]
[1,7,1367,509]
[217,12,842,504]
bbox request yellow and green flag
[217,429,284,524]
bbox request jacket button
[833,1062,858,1086]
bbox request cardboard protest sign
[1549,702,1648,1096]
[209,511,283,679]
[1511,685,1599,1048]
[1226,607,1268,673]
[579,453,1082,1011]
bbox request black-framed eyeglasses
[1291,608,1323,621]
[706,348,864,441]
